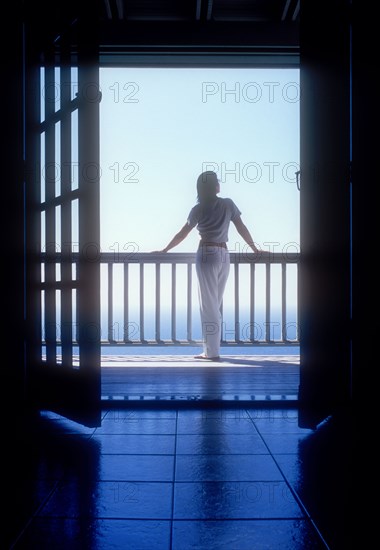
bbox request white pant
[195,245,230,357]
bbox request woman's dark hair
[196,171,219,204]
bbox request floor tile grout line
[246,410,332,550]
[169,409,179,549]
[268,455,332,550]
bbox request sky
[99,67,300,256]
[97,67,300,343]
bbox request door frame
[21,3,353,429]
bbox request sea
[101,344,299,356]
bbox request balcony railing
[100,251,300,348]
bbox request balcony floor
[101,354,300,403]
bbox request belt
[199,241,227,248]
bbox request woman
[155,171,260,360]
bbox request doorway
[99,66,300,402]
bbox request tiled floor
[6,405,353,549]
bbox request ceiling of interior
[99,0,300,22]
[23,0,300,61]
[97,0,300,62]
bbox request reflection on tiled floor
[7,406,353,549]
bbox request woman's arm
[232,216,260,253]
[154,223,193,253]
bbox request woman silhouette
[155,171,260,360]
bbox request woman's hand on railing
[150,249,168,254]
[255,249,272,257]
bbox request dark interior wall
[351,2,376,410]
[3,5,26,416]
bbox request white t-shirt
[187,197,241,243]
